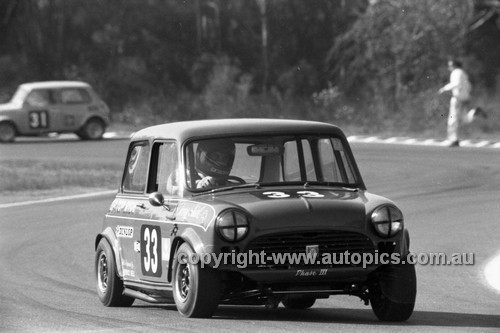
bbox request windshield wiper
[192,183,261,196]
[192,181,359,196]
[303,181,359,192]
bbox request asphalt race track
[1,138,499,332]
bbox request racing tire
[0,122,16,142]
[369,263,416,322]
[172,243,220,318]
[77,118,105,140]
[282,295,316,309]
[95,239,134,307]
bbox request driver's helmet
[195,139,235,177]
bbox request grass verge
[0,160,121,204]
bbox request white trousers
[447,97,470,142]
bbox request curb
[347,136,500,149]
[104,132,500,149]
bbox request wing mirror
[149,192,177,216]
[148,192,165,207]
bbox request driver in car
[195,139,236,189]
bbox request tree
[468,0,500,89]
[1,0,499,118]
[327,0,474,109]
[6,0,71,79]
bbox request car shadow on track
[136,305,500,329]
[215,307,500,328]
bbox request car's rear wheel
[0,122,16,142]
[78,118,105,140]
[281,295,316,309]
[95,239,134,307]
[172,243,220,318]
[369,263,416,322]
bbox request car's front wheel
[95,239,134,307]
[369,263,416,322]
[172,243,220,318]
[0,122,16,142]
[77,118,105,140]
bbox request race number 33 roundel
[140,225,162,277]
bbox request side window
[57,88,91,104]
[151,142,179,196]
[123,142,150,193]
[317,138,341,182]
[317,138,357,184]
[25,90,51,107]
[335,143,357,184]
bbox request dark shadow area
[139,304,500,329]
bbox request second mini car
[0,81,110,142]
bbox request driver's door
[19,89,55,134]
[119,141,180,289]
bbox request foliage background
[0,0,499,138]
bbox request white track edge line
[0,190,117,209]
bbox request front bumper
[228,265,379,283]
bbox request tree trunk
[257,0,268,95]
[195,0,202,53]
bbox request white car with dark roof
[0,81,110,142]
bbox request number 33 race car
[95,118,416,321]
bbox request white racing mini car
[0,81,110,142]
[95,118,416,320]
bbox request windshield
[10,87,29,105]
[184,135,360,191]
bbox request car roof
[132,118,346,143]
[19,81,91,90]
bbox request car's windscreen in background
[184,135,359,190]
[10,87,29,105]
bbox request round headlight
[216,210,249,242]
[371,205,403,238]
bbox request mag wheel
[172,243,220,318]
[95,239,134,307]
[369,263,416,322]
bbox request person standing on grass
[438,59,472,147]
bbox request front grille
[244,230,376,269]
